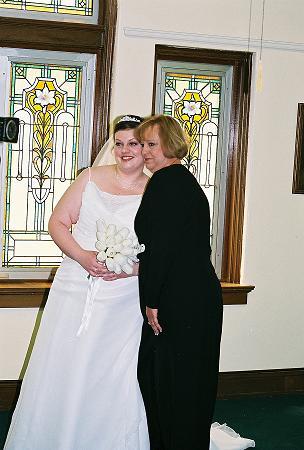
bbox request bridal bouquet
[95,219,145,275]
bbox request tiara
[118,115,141,124]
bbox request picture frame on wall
[292,103,304,194]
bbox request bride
[4,115,254,450]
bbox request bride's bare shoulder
[91,165,114,177]
[90,165,115,187]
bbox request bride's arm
[48,169,88,261]
[48,169,106,277]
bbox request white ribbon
[77,276,100,337]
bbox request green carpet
[214,394,304,449]
[1,394,303,449]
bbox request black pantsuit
[135,165,223,450]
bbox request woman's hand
[146,307,162,335]
[102,271,128,281]
[78,251,139,281]
[77,250,109,278]
[102,262,139,281]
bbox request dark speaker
[0,117,20,143]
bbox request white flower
[106,247,116,258]
[96,231,106,241]
[115,233,124,244]
[113,243,123,252]
[106,258,114,271]
[121,247,134,256]
[96,251,106,262]
[121,262,133,275]
[95,240,106,252]
[113,262,122,275]
[132,237,139,246]
[106,224,116,237]
[114,253,127,265]
[119,227,130,239]
[35,86,55,107]
[94,220,145,275]
[122,238,132,247]
[182,101,201,116]
[106,236,115,246]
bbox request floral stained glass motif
[2,62,82,267]
[163,72,222,230]
[0,0,93,16]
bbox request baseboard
[1,368,304,411]
[217,367,304,399]
[0,380,21,412]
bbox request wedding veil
[92,137,115,167]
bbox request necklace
[115,166,142,191]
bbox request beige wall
[2,0,304,379]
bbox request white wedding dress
[4,179,255,450]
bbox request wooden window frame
[292,103,304,194]
[0,0,117,161]
[153,45,253,287]
[0,1,117,306]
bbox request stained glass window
[162,72,222,223]
[156,62,232,272]
[2,62,83,267]
[0,0,93,16]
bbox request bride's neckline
[87,180,142,198]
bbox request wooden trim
[292,103,304,194]
[0,0,107,52]
[91,0,117,162]
[0,279,254,308]
[0,280,51,308]
[98,0,106,26]
[221,283,254,305]
[0,17,105,53]
[1,368,303,411]
[0,380,21,412]
[217,368,304,399]
[0,0,117,162]
[222,52,252,283]
[153,46,252,284]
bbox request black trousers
[138,323,219,450]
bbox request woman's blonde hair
[135,115,189,159]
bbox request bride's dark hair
[113,115,144,134]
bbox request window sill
[0,279,255,308]
[220,282,255,305]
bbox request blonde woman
[135,114,223,450]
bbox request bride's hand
[102,263,139,281]
[77,250,109,278]
[102,271,129,281]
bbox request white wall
[0,309,39,378]
[1,0,304,378]
[110,0,304,372]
